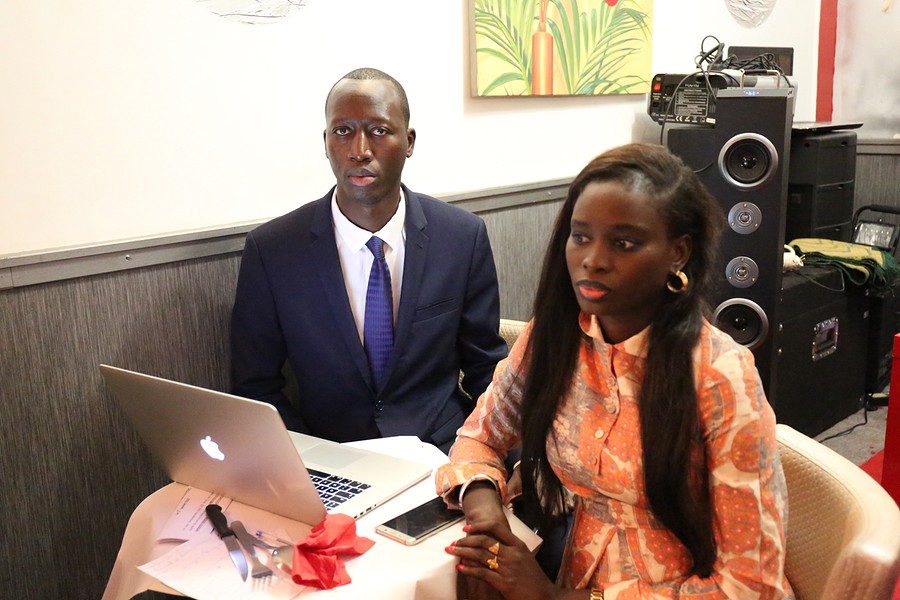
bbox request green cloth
[789,238,900,287]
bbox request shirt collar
[579,312,650,358]
[331,189,407,252]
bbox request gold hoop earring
[666,270,689,294]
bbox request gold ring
[487,542,500,555]
[486,556,499,570]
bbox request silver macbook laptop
[100,364,432,525]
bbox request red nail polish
[462,524,470,533]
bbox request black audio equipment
[648,71,792,125]
[850,204,900,398]
[774,266,868,437]
[666,88,794,398]
[648,73,730,124]
[865,284,900,397]
[785,130,857,242]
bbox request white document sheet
[140,536,306,599]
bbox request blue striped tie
[364,236,394,389]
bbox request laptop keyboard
[307,469,371,509]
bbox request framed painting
[470,0,654,97]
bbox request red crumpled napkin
[291,513,375,589]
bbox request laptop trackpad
[302,445,365,470]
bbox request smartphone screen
[375,496,464,545]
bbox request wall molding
[857,141,900,156]
[0,178,571,290]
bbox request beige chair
[777,423,900,599]
[499,318,527,351]
[458,318,527,397]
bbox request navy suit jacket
[230,185,508,453]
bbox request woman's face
[565,179,689,344]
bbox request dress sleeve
[434,322,532,506]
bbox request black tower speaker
[666,88,794,397]
[786,129,857,242]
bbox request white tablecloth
[102,437,539,600]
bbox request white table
[102,437,538,600]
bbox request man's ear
[323,130,328,157]
[406,127,417,158]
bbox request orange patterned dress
[436,314,794,599]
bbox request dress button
[374,401,384,412]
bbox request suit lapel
[309,192,376,391]
[390,188,429,374]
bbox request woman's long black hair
[518,143,724,576]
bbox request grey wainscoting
[855,142,900,225]
[0,255,241,599]
[480,199,564,321]
[0,181,565,600]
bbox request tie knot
[366,236,385,260]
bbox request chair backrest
[499,318,527,351]
[776,424,900,600]
[458,318,527,395]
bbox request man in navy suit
[230,68,507,454]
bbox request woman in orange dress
[438,143,794,599]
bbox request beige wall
[0,0,822,256]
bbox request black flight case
[770,265,869,437]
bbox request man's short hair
[327,67,411,127]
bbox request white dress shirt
[331,193,406,344]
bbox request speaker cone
[713,298,769,350]
[718,133,778,189]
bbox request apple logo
[200,436,225,461]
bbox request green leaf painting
[471,0,653,96]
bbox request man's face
[324,79,416,208]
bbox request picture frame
[469,0,654,97]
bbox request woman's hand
[460,481,508,532]
[448,482,559,600]
[452,483,508,600]
[448,525,559,600]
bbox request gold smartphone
[374,496,465,545]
